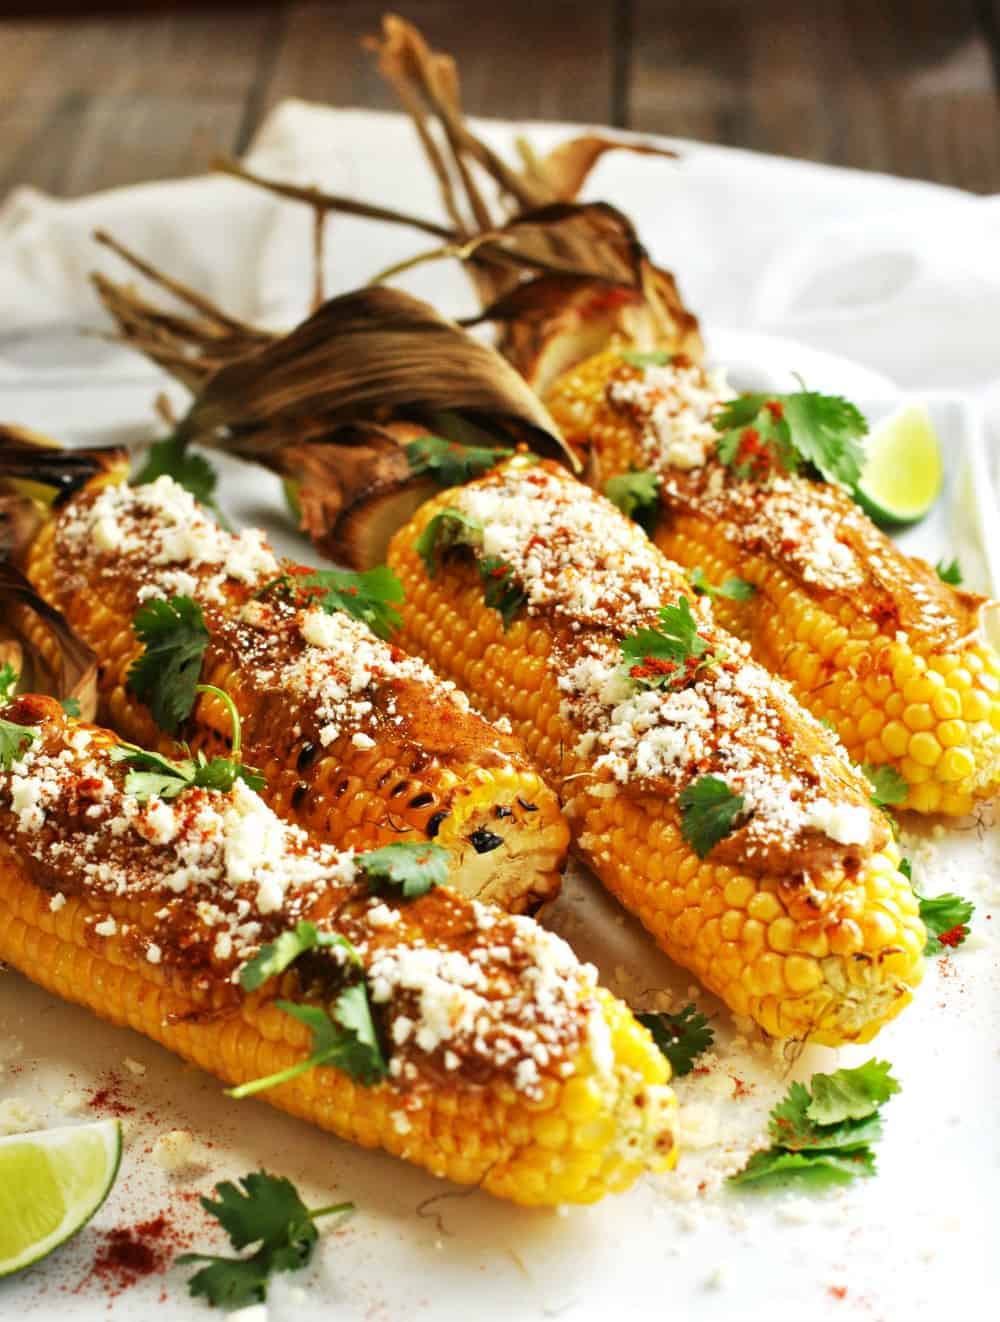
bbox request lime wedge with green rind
[0,1120,122,1278]
[853,403,943,528]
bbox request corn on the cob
[0,695,676,1206]
[17,465,567,912]
[387,458,925,1045]
[546,350,1000,815]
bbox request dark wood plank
[259,0,616,127]
[0,8,270,195]
[630,0,1000,192]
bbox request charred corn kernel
[389,477,925,1046]
[0,701,676,1208]
[547,348,1000,815]
[20,474,569,913]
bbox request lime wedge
[853,403,943,528]
[0,1120,122,1278]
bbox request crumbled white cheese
[805,799,872,846]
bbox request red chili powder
[87,1073,135,1118]
[81,1210,196,1297]
[828,1285,848,1301]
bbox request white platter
[0,333,998,1322]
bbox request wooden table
[1,0,998,198]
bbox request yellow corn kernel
[908,731,942,768]
[389,479,926,1046]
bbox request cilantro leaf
[134,435,230,527]
[111,686,264,801]
[781,389,868,488]
[621,350,673,368]
[604,469,661,536]
[240,923,360,993]
[178,1170,352,1308]
[0,663,17,702]
[935,557,963,586]
[478,556,526,630]
[0,717,37,769]
[805,1059,900,1125]
[358,841,449,900]
[714,395,799,480]
[229,980,386,1098]
[60,696,82,718]
[405,434,513,486]
[112,744,265,801]
[415,508,483,576]
[637,1004,714,1077]
[302,566,404,640]
[620,596,713,687]
[689,567,757,602]
[678,775,745,857]
[862,763,908,808]
[127,596,210,735]
[191,754,266,796]
[182,1251,273,1309]
[918,890,974,955]
[729,1148,876,1190]
[730,1058,898,1191]
[714,388,868,487]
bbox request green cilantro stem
[196,683,244,759]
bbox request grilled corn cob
[547,350,1000,815]
[387,457,925,1045]
[15,458,567,911]
[0,695,676,1206]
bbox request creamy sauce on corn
[442,461,880,863]
[591,356,979,643]
[52,476,485,769]
[0,700,599,1100]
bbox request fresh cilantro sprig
[360,841,449,899]
[604,469,661,536]
[111,685,264,800]
[689,567,757,602]
[0,663,17,702]
[678,775,745,857]
[127,595,210,735]
[178,1171,352,1309]
[620,596,716,688]
[935,558,963,586]
[622,350,673,369]
[302,566,404,640]
[415,508,483,576]
[863,763,908,808]
[60,697,82,718]
[240,921,361,993]
[730,1059,899,1190]
[899,858,974,955]
[919,891,974,955]
[638,1004,714,1077]
[406,434,513,486]
[0,717,37,770]
[478,557,527,630]
[714,385,868,488]
[228,978,386,1099]
[134,435,230,527]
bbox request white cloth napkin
[1,100,999,433]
